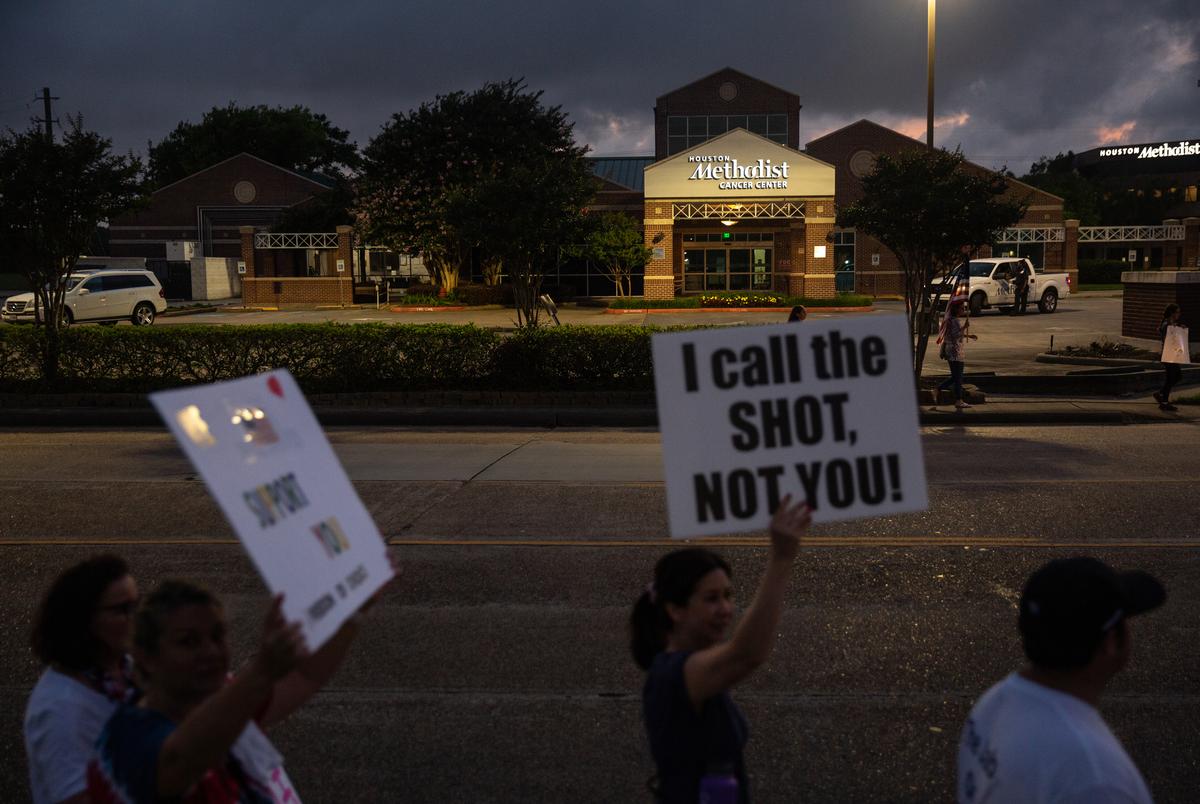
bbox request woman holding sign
[630,496,811,803]
[87,578,386,803]
[1154,303,1187,411]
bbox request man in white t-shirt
[958,557,1165,804]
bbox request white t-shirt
[958,672,1154,804]
[24,668,118,804]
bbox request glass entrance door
[682,247,773,292]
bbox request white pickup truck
[963,257,1070,315]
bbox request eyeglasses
[96,599,140,617]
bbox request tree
[458,157,594,326]
[0,117,145,382]
[271,179,355,232]
[581,212,651,296]
[355,79,595,309]
[1020,152,1103,224]
[837,147,1025,376]
[148,103,359,187]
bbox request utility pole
[926,0,936,149]
[35,87,59,143]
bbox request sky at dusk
[2,0,1197,174]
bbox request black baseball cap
[1019,557,1166,668]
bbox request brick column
[239,226,256,305]
[803,200,836,299]
[1183,217,1200,270]
[336,225,353,278]
[239,226,256,277]
[643,201,675,300]
[785,221,805,296]
[1064,219,1079,288]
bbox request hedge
[1077,260,1129,285]
[0,323,694,394]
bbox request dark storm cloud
[2,0,1196,174]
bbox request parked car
[2,269,167,326]
[960,258,1070,314]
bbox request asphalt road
[2,424,1198,803]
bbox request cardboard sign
[1161,325,1190,364]
[150,370,393,648]
[653,315,928,538]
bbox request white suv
[2,269,167,326]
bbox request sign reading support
[150,370,393,648]
[652,316,928,538]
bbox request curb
[389,306,468,312]
[0,404,1188,429]
[604,306,874,314]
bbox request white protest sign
[653,315,928,538]
[1161,324,1190,364]
[150,370,393,649]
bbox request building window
[1187,185,1198,202]
[666,114,789,154]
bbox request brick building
[641,69,836,300]
[805,120,1071,295]
[634,68,1069,300]
[109,153,335,260]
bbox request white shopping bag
[1161,325,1190,364]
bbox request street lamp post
[927,0,936,148]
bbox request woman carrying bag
[1154,303,1187,411]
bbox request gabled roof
[152,152,337,195]
[646,127,831,172]
[805,119,1063,204]
[588,156,655,191]
[655,67,800,104]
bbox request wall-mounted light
[814,245,827,259]
[652,232,665,244]
[720,220,738,227]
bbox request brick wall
[1122,274,1200,340]
[654,68,801,159]
[242,277,353,306]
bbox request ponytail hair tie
[645,582,657,604]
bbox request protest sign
[1161,325,1190,364]
[150,370,393,649]
[652,315,928,538]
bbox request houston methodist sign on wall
[644,128,834,200]
[1098,140,1200,160]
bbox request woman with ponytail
[630,495,811,803]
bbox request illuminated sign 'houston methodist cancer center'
[1099,140,1200,160]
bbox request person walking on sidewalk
[630,496,812,803]
[936,301,977,409]
[957,557,1165,804]
[1154,303,1186,411]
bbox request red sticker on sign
[267,376,284,398]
